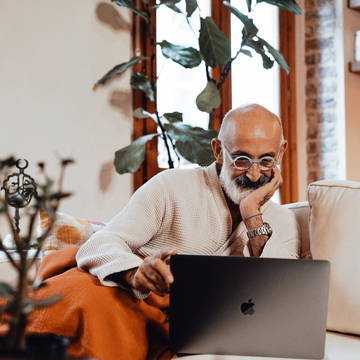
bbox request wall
[344,4,360,181]
[0,1,133,222]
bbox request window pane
[230,1,280,202]
[231,1,279,115]
[156,1,211,168]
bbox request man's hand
[239,166,282,257]
[124,250,177,297]
[240,166,283,218]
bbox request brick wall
[305,0,339,183]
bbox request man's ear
[278,140,288,164]
[211,138,223,164]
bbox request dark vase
[0,334,69,360]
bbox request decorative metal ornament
[1,159,37,233]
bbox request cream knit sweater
[77,163,300,295]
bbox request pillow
[37,210,106,253]
[308,180,360,335]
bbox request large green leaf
[196,81,221,113]
[223,2,258,40]
[185,0,198,17]
[163,112,183,123]
[114,134,159,174]
[199,17,231,67]
[257,37,290,73]
[240,48,252,57]
[244,39,274,69]
[94,56,146,89]
[158,40,202,69]
[246,0,252,12]
[154,0,182,13]
[130,72,154,101]
[164,122,218,166]
[0,282,14,298]
[256,0,301,14]
[133,107,156,121]
[112,0,149,19]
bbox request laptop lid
[170,255,330,359]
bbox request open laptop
[169,255,330,359]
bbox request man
[76,103,298,297]
[29,104,299,360]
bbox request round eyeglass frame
[221,142,279,171]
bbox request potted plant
[93,0,301,174]
[0,157,73,359]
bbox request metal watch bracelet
[247,222,273,239]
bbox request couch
[1,180,360,359]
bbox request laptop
[169,255,330,359]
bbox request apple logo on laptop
[241,299,255,315]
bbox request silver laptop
[169,255,330,359]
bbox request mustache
[235,175,271,189]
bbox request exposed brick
[305,37,334,51]
[305,0,339,183]
[305,54,317,65]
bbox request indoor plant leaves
[94,56,146,89]
[196,81,221,113]
[256,0,302,14]
[112,0,149,19]
[133,107,157,121]
[0,282,14,298]
[199,17,231,67]
[158,40,202,68]
[164,122,218,166]
[163,112,183,123]
[114,134,159,174]
[154,0,182,13]
[246,0,252,12]
[244,39,274,69]
[223,2,258,41]
[257,37,290,73]
[185,0,198,17]
[130,72,154,101]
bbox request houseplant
[93,0,301,175]
[0,156,73,359]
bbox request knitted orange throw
[26,246,173,360]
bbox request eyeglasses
[221,142,279,171]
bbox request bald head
[211,104,287,180]
[218,104,284,145]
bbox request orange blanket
[26,246,173,360]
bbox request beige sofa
[1,180,360,359]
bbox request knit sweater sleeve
[76,173,167,288]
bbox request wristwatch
[247,222,272,239]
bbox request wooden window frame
[132,2,298,204]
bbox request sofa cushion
[37,210,105,253]
[308,180,360,335]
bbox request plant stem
[217,46,244,89]
[166,134,181,165]
[7,249,28,349]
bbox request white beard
[219,163,255,205]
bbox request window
[133,1,298,203]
